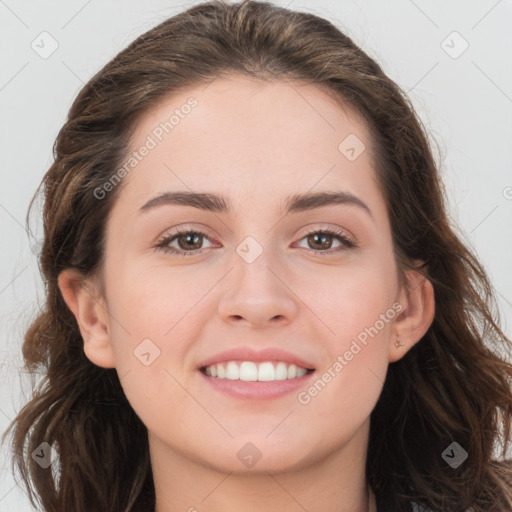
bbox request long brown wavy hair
[2,1,512,511]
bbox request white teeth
[296,367,308,377]
[275,362,288,380]
[258,362,275,381]
[225,361,239,380]
[239,361,258,381]
[203,360,311,381]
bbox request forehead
[116,74,381,215]
[131,74,372,150]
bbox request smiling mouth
[200,360,315,382]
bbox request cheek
[302,254,398,339]
[296,306,392,435]
[106,259,210,335]
[103,261,220,394]
[295,258,396,406]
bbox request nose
[217,243,298,329]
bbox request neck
[151,419,375,512]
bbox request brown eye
[295,228,356,255]
[155,227,356,257]
[307,233,334,250]
[176,232,203,251]
[155,229,215,256]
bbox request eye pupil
[179,233,202,250]
[309,233,332,250]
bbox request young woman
[3,1,512,511]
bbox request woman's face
[71,75,424,474]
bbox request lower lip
[199,370,316,400]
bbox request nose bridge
[217,232,297,326]
[233,233,283,293]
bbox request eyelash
[154,227,357,257]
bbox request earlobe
[57,269,117,369]
[389,269,435,363]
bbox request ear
[58,269,117,369]
[389,268,435,362]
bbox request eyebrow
[138,190,373,219]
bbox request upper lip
[198,347,315,370]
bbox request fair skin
[58,75,435,512]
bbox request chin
[193,437,322,475]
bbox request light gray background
[1,0,511,510]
